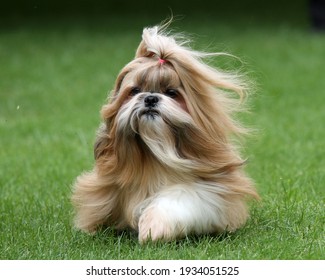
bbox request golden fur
[72,24,259,243]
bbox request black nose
[144,95,159,108]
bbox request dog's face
[113,58,193,136]
[100,57,202,172]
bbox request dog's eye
[165,89,178,99]
[130,87,141,96]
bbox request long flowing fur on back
[72,24,259,243]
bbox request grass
[0,14,324,260]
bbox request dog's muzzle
[144,94,160,108]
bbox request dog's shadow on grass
[71,225,250,259]
[92,226,238,248]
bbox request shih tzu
[72,24,259,243]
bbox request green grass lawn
[0,14,324,259]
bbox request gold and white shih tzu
[72,24,259,243]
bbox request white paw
[138,206,176,243]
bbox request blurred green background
[0,0,311,24]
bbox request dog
[72,24,259,243]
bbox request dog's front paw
[138,206,175,243]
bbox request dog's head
[95,25,249,177]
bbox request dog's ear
[100,64,133,120]
[94,123,109,159]
[112,69,128,97]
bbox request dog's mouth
[140,109,160,119]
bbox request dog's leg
[138,183,248,243]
